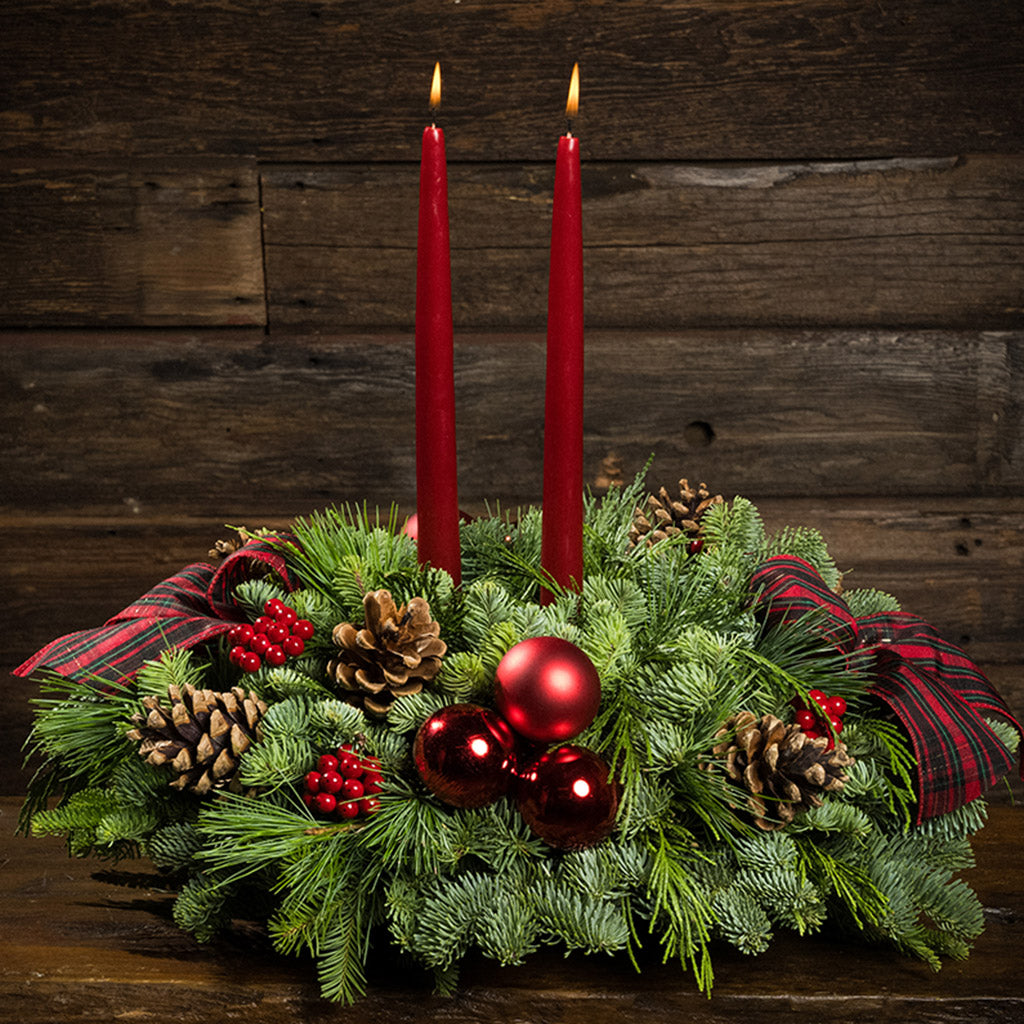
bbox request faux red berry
[687,539,704,555]
[239,651,262,673]
[338,755,363,780]
[804,728,822,741]
[341,777,364,800]
[229,624,255,644]
[362,772,384,795]
[361,756,381,773]
[795,709,818,731]
[828,714,844,734]
[808,689,828,710]
[292,619,315,640]
[266,622,289,644]
[229,645,247,666]
[249,633,271,656]
[253,615,274,634]
[314,792,337,814]
[827,695,848,717]
[302,792,317,808]
[264,598,285,617]
[337,800,360,820]
[318,754,339,774]
[304,770,322,793]
[320,770,344,794]
[362,797,382,816]
[275,606,298,627]
[281,635,305,657]
[265,645,287,667]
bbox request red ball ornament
[414,704,517,808]
[516,745,619,850]
[494,637,601,743]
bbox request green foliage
[19,484,1012,1004]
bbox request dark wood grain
[2,1,1022,162]
[264,155,1024,330]
[0,797,1021,1021]
[2,330,1020,518]
[0,161,264,326]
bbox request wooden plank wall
[2,0,1022,796]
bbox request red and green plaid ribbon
[751,555,1023,822]
[14,537,300,686]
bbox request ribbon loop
[750,554,1022,822]
[14,536,301,686]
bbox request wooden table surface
[1,797,1021,1024]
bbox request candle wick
[565,120,573,138]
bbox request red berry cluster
[228,598,315,674]
[792,689,848,749]
[303,746,384,819]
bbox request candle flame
[565,62,579,119]
[430,62,442,111]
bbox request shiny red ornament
[414,703,518,808]
[494,637,601,743]
[516,745,619,849]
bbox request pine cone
[327,590,446,717]
[711,711,853,830]
[629,477,723,548]
[127,684,267,795]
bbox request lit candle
[541,63,583,603]
[415,62,461,584]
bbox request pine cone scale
[327,589,446,718]
[128,683,267,795]
[712,711,853,831]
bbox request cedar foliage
[21,475,1013,1004]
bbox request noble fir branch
[173,872,234,943]
[839,718,917,824]
[146,821,203,872]
[862,831,985,967]
[531,876,631,955]
[450,800,547,874]
[761,524,839,589]
[473,874,540,966]
[409,872,494,969]
[701,496,766,560]
[736,867,828,935]
[843,587,902,616]
[711,886,773,955]
[135,647,208,699]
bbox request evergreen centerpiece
[17,472,1022,1004]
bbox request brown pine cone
[127,683,267,795]
[711,711,853,830]
[327,590,446,717]
[629,477,723,548]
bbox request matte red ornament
[414,703,518,808]
[516,745,619,849]
[494,637,601,743]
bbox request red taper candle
[541,64,584,602]
[415,62,461,584]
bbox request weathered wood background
[2,0,1023,806]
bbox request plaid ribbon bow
[750,555,1022,822]
[14,537,301,686]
